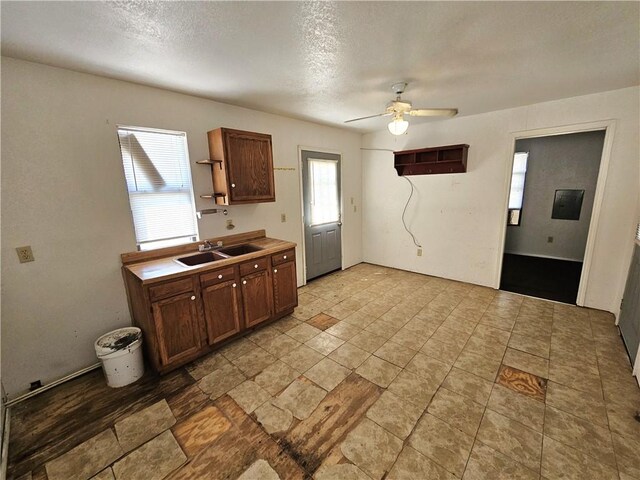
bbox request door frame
[298,146,344,285]
[495,119,617,307]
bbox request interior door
[619,243,640,364]
[301,150,342,281]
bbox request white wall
[505,131,605,261]
[1,57,363,399]
[362,87,639,315]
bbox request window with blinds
[117,126,199,250]
[507,152,529,226]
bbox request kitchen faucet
[199,240,223,252]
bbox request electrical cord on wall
[401,176,422,248]
[360,147,422,248]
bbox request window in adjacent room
[117,126,199,250]
[507,151,529,226]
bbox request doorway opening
[300,149,342,282]
[500,130,605,304]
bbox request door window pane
[309,159,339,226]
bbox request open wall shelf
[394,144,469,176]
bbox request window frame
[116,125,199,251]
[507,152,529,226]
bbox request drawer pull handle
[274,269,278,273]
[283,255,287,259]
[232,283,236,288]
[254,264,258,268]
[190,295,196,301]
[218,274,223,279]
[242,280,247,285]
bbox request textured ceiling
[2,1,638,132]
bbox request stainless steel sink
[216,244,263,257]
[175,251,226,267]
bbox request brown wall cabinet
[200,128,275,205]
[394,144,469,176]
[123,247,297,373]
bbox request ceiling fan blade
[344,112,392,123]
[408,108,458,117]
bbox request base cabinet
[124,246,297,373]
[241,270,274,328]
[273,260,297,315]
[151,292,202,366]
[202,279,242,345]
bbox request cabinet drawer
[272,249,295,266]
[200,266,237,288]
[240,257,268,276]
[148,277,194,302]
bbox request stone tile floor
[8,263,640,480]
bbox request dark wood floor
[500,253,583,304]
[7,367,195,478]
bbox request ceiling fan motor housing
[386,100,413,114]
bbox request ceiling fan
[344,82,458,135]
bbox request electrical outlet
[547,236,554,243]
[417,248,423,257]
[16,246,35,263]
[281,213,286,222]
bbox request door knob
[283,255,287,259]
[231,183,236,188]
[232,283,236,288]
[218,274,223,279]
[254,264,258,268]
[190,296,196,300]
[242,280,247,285]
[274,269,278,273]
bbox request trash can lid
[95,327,142,357]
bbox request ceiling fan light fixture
[388,115,409,135]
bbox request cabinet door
[202,279,242,345]
[152,292,202,366]
[224,130,275,203]
[241,270,273,328]
[272,260,297,315]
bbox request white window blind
[508,152,529,209]
[309,158,339,226]
[117,126,198,250]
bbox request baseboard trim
[0,406,10,480]
[5,363,101,407]
[503,251,584,263]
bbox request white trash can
[95,327,144,388]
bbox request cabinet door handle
[274,269,278,273]
[190,295,196,301]
[231,183,236,188]
[283,255,287,260]
[218,274,223,279]
[242,280,247,285]
[232,283,237,288]
[254,264,258,268]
